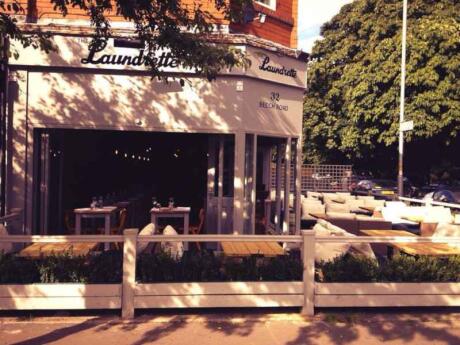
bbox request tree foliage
[1,0,253,80]
[303,0,460,166]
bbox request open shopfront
[5,33,307,237]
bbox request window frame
[255,0,277,12]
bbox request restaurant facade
[3,2,307,238]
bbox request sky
[298,0,353,52]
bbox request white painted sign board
[400,120,414,132]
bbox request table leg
[184,213,189,251]
[75,214,82,235]
[104,214,110,251]
[151,215,158,234]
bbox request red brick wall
[231,0,298,48]
[34,0,228,22]
[3,1,28,15]
[24,1,297,48]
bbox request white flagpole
[398,0,408,197]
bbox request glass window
[256,0,276,11]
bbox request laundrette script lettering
[258,56,297,78]
[81,45,180,68]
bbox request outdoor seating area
[302,191,458,231]
[3,191,458,262]
[300,192,391,234]
[299,192,460,260]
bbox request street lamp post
[398,0,408,197]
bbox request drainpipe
[26,0,38,23]
[0,35,9,216]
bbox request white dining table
[74,206,118,250]
[150,207,191,250]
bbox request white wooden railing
[1,231,460,317]
[399,196,460,210]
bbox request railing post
[301,230,315,316]
[122,228,138,319]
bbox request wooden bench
[360,229,460,256]
[221,241,284,257]
[18,242,99,258]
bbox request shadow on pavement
[3,307,460,345]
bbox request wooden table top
[74,206,118,214]
[401,215,424,223]
[360,229,460,256]
[18,242,99,258]
[221,241,284,257]
[308,212,327,220]
[360,229,418,237]
[150,207,191,214]
[359,206,376,213]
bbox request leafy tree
[303,0,460,177]
[0,0,253,80]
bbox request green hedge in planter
[0,251,123,284]
[317,254,460,283]
[0,253,39,284]
[136,251,303,282]
[0,251,302,284]
[317,254,380,282]
[6,249,458,284]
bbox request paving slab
[1,309,460,345]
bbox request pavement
[1,308,460,345]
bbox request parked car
[349,173,374,192]
[423,189,460,204]
[354,178,417,199]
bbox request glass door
[32,129,65,235]
[205,134,234,236]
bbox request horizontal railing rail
[0,212,21,223]
[1,234,459,244]
[316,235,460,244]
[137,234,303,243]
[400,196,460,210]
[0,235,124,243]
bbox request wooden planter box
[315,283,460,307]
[134,281,304,309]
[0,284,121,310]
[3,282,460,311]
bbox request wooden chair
[112,208,128,235]
[64,210,75,234]
[189,208,205,251]
[96,208,127,250]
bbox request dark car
[354,179,397,199]
[423,189,460,204]
[354,178,417,199]
[349,173,374,192]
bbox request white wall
[8,38,306,233]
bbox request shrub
[380,255,460,282]
[0,253,38,284]
[316,254,460,283]
[223,256,261,281]
[36,253,88,283]
[136,251,302,283]
[87,251,122,283]
[259,256,302,281]
[2,249,459,285]
[0,250,122,284]
[317,254,379,282]
[137,251,182,282]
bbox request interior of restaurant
[32,129,211,235]
[31,128,295,238]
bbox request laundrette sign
[80,40,180,68]
[258,56,297,79]
[80,40,298,75]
